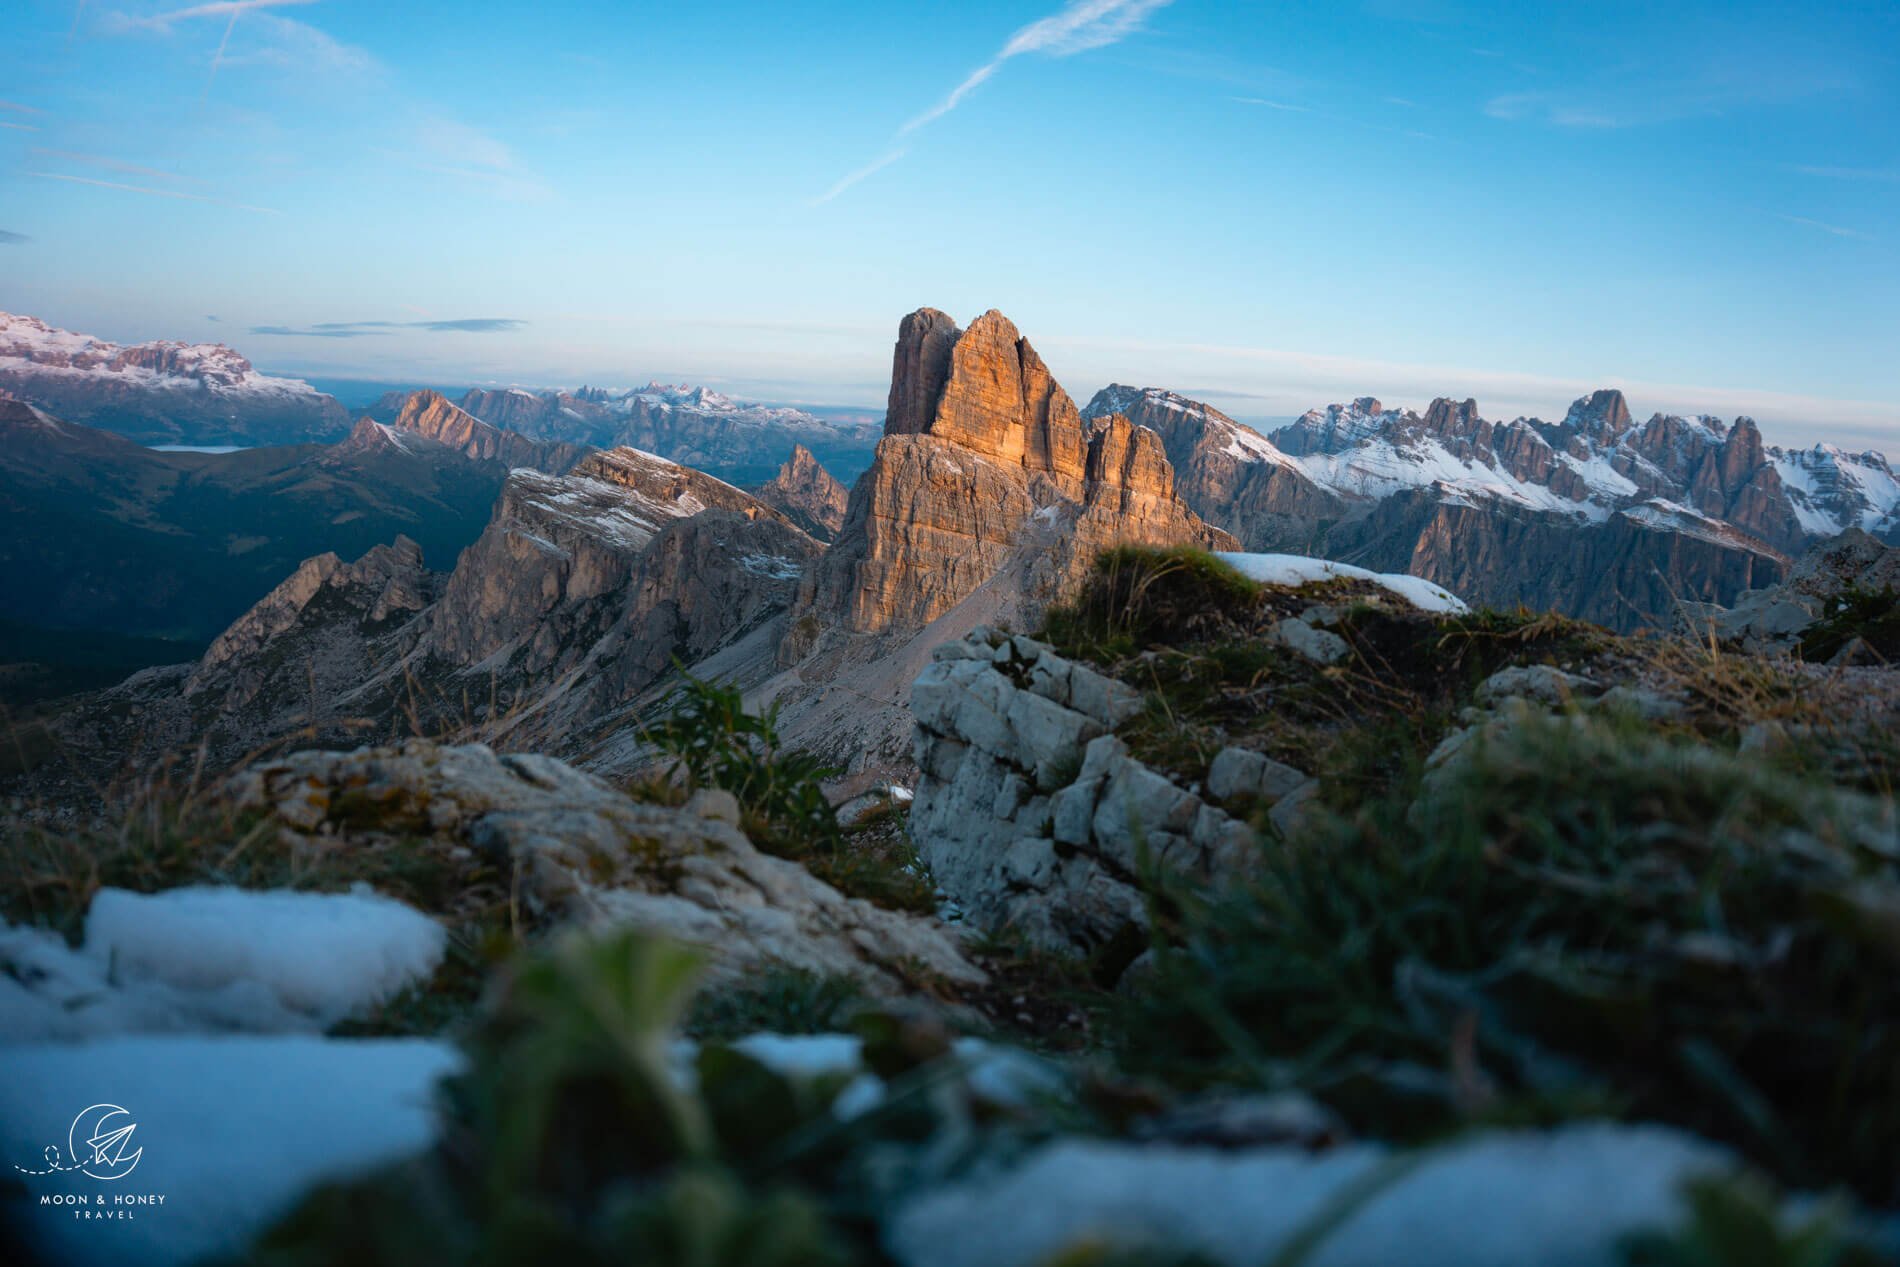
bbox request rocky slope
[9,445,822,791]
[0,310,349,445]
[753,443,849,540]
[456,381,883,486]
[1084,384,1899,630]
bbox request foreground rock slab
[911,628,1279,953]
[225,740,984,994]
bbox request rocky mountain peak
[338,416,410,455]
[883,306,1090,492]
[1422,397,1488,445]
[755,444,849,540]
[787,309,1232,647]
[1564,389,1633,437]
[0,307,349,445]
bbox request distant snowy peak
[0,310,322,401]
[1081,384,1298,469]
[467,381,876,434]
[1767,443,1900,537]
[1272,397,1412,458]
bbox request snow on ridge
[738,552,805,580]
[1086,384,1298,470]
[1291,433,1609,523]
[1768,445,1900,536]
[1217,552,1469,614]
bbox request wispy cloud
[0,230,29,245]
[250,319,527,337]
[26,170,279,213]
[0,100,41,114]
[1231,96,1307,112]
[1776,214,1874,242]
[32,147,197,184]
[811,148,908,206]
[113,0,319,32]
[0,121,40,132]
[821,0,1175,201]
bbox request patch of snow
[1216,552,1469,614]
[1556,451,1639,499]
[86,887,445,1025]
[0,1034,458,1267]
[0,887,444,1043]
[738,552,805,580]
[887,1124,1733,1267]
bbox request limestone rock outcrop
[1692,527,1900,654]
[909,629,1311,954]
[754,443,850,540]
[223,740,984,994]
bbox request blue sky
[2,0,1896,450]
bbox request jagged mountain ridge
[449,381,883,487]
[0,310,349,445]
[362,389,590,474]
[1083,384,1899,629]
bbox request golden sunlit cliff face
[788,306,1234,644]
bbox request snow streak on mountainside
[0,311,348,445]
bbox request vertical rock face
[788,308,1233,646]
[884,308,961,439]
[754,444,850,540]
[926,309,1090,492]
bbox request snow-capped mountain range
[447,381,883,485]
[1086,384,1900,552]
[0,310,349,445]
